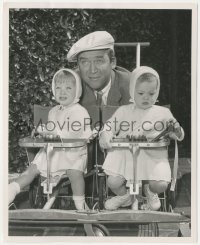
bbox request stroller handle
[114,42,150,47]
[114,42,150,67]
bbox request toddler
[9,68,92,210]
[99,66,184,211]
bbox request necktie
[96,91,103,106]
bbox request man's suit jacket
[79,66,131,107]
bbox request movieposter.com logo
[36,118,180,132]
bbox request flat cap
[67,31,114,62]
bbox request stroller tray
[19,137,88,148]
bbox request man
[67,32,131,200]
[67,31,130,107]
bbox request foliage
[9,9,93,172]
[9,9,191,172]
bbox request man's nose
[90,61,98,73]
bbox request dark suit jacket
[79,66,131,107]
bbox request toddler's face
[55,78,76,106]
[134,80,157,109]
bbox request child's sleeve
[164,108,185,141]
[45,107,62,134]
[47,107,56,122]
[60,107,92,139]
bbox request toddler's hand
[37,125,60,140]
[128,127,144,139]
[173,121,182,138]
[166,120,182,140]
[99,131,113,149]
[36,124,46,135]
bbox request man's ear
[111,57,117,69]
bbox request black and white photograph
[2,1,197,242]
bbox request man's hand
[99,131,113,149]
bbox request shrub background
[9,9,191,172]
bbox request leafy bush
[9,9,93,172]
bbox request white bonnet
[52,68,82,104]
[129,66,160,104]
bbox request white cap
[52,68,82,104]
[129,66,160,104]
[67,31,114,62]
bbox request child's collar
[58,103,77,110]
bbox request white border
[1,1,198,244]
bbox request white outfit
[102,66,184,184]
[8,68,92,208]
[33,68,92,177]
[33,103,92,177]
[102,104,184,183]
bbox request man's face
[78,50,116,91]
